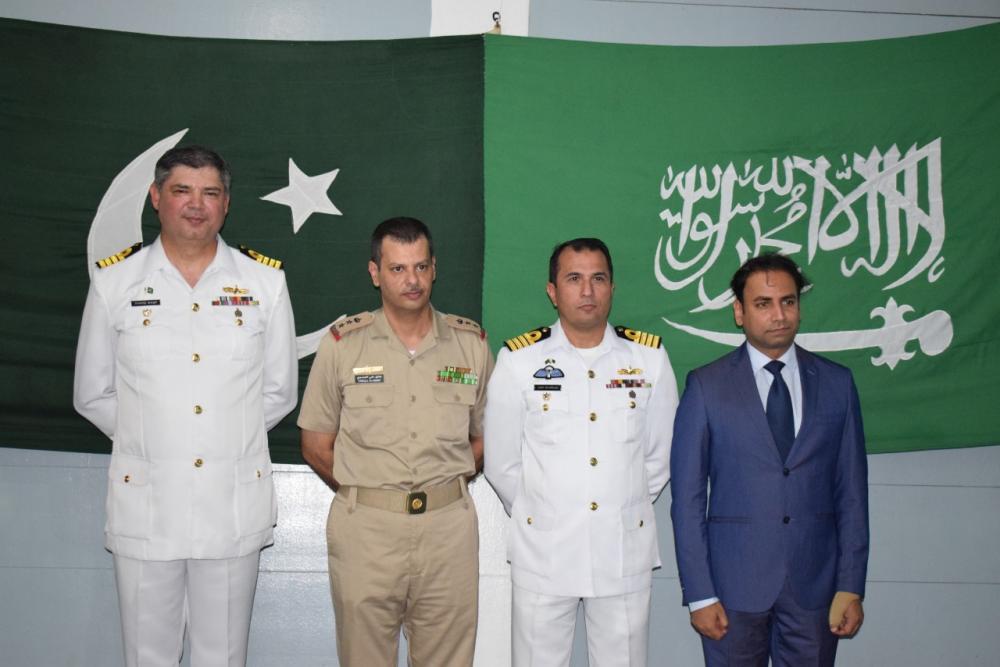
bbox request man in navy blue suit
[670,253,869,666]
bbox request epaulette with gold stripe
[329,311,374,341]
[239,245,283,270]
[95,242,142,269]
[445,314,487,340]
[615,325,661,349]
[504,326,551,352]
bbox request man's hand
[829,591,864,637]
[691,601,729,640]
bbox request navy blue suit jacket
[670,343,869,613]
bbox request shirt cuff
[689,597,720,612]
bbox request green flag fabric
[483,25,1000,454]
[3,19,999,459]
[0,19,484,463]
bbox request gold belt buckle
[406,491,427,515]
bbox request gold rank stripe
[239,245,283,270]
[96,242,142,269]
[503,326,551,352]
[616,326,661,349]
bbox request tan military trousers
[326,484,479,667]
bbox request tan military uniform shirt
[298,308,493,491]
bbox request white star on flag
[261,159,342,233]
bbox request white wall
[2,1,999,665]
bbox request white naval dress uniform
[484,321,678,667]
[73,236,297,666]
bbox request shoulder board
[504,326,552,352]
[239,245,283,270]
[95,242,143,269]
[445,314,487,340]
[329,311,374,341]
[615,325,661,349]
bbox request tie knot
[765,360,785,377]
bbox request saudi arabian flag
[483,24,1000,454]
[0,19,484,463]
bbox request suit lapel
[790,344,819,464]
[730,344,783,463]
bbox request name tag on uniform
[354,366,384,384]
[131,300,160,307]
[534,384,562,391]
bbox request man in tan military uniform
[298,216,493,667]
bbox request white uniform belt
[346,478,465,515]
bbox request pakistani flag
[0,19,484,463]
[483,25,1000,454]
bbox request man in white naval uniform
[73,145,297,667]
[484,238,678,667]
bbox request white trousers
[512,585,652,667]
[113,552,261,667]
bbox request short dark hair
[730,253,808,303]
[370,217,434,266]
[153,145,231,193]
[548,238,614,284]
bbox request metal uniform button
[588,370,595,379]
[365,396,373,404]
[194,458,204,468]
[639,520,644,527]
[542,404,549,412]
[236,319,244,326]
[411,497,424,512]
[123,475,131,483]
[527,517,533,525]
[194,405,203,414]
[142,309,151,317]
[191,303,200,312]
[192,353,200,363]
[409,359,415,366]
[783,516,791,524]
[783,467,790,476]
[590,502,599,511]
[410,432,417,439]
[142,319,150,327]
[411,395,416,403]
[256,470,262,479]
[589,457,598,467]
[629,400,636,409]
[589,412,597,422]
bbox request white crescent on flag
[87,130,337,358]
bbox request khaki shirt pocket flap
[432,383,477,406]
[343,384,394,408]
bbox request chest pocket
[431,383,477,443]
[614,386,652,443]
[342,384,397,446]
[524,389,569,445]
[116,306,180,361]
[217,306,265,361]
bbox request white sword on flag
[663,297,953,370]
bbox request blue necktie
[765,360,795,462]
